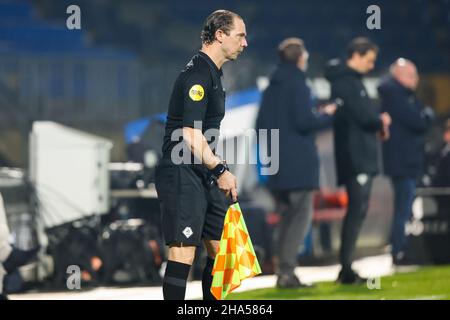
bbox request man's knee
[168,244,196,265]
[348,192,370,217]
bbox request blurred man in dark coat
[325,37,391,284]
[257,38,336,288]
[378,58,433,265]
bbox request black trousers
[339,175,373,271]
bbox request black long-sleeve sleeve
[291,80,333,134]
[334,80,382,132]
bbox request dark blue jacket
[256,62,332,191]
[378,76,432,178]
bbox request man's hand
[378,127,390,141]
[380,112,392,127]
[217,170,238,202]
[320,103,337,116]
[378,112,391,141]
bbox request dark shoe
[276,274,315,289]
[3,246,40,274]
[337,269,367,284]
[297,281,315,288]
[393,252,416,266]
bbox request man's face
[396,65,419,90]
[352,50,377,74]
[220,18,248,60]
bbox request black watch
[211,162,228,178]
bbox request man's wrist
[211,161,229,178]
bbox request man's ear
[349,52,358,63]
[215,29,224,44]
[296,56,302,67]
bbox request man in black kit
[155,10,247,300]
[325,37,391,284]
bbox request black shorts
[155,159,229,246]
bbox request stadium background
[0,0,449,299]
[0,0,449,166]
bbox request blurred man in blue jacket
[256,38,336,288]
[378,58,433,266]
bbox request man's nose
[242,38,248,48]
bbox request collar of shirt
[198,51,223,77]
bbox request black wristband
[211,163,227,178]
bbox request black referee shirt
[162,51,225,160]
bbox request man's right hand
[378,112,391,141]
[378,127,390,141]
[217,170,238,202]
[380,112,392,127]
[321,103,337,115]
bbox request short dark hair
[278,37,306,64]
[201,10,242,45]
[346,37,379,60]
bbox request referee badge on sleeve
[189,84,205,101]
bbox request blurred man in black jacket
[378,58,433,265]
[257,38,336,288]
[325,37,391,284]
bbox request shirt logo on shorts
[189,84,204,102]
[182,227,193,239]
[357,174,369,186]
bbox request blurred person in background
[325,37,391,284]
[0,193,39,300]
[256,38,336,288]
[378,58,434,266]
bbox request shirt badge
[189,84,205,101]
[183,227,193,238]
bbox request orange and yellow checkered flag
[211,202,262,300]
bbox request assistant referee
[155,10,247,300]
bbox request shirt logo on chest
[189,84,205,102]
